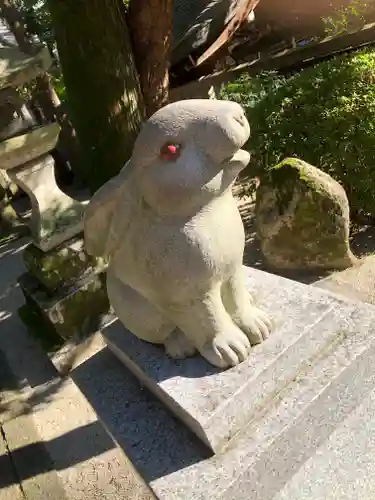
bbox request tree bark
[128,0,173,117]
[47,0,145,192]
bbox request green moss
[23,239,106,292]
[274,193,346,261]
[48,275,110,340]
[261,158,318,216]
[19,270,110,341]
[18,304,64,355]
[256,159,352,269]
[268,191,347,265]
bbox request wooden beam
[195,0,260,68]
[171,21,375,100]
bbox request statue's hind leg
[107,272,174,343]
[107,273,196,358]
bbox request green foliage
[322,0,373,36]
[9,1,67,102]
[14,0,54,47]
[50,72,66,102]
[220,49,375,215]
[220,71,287,108]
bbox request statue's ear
[84,160,134,257]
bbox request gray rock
[256,158,358,271]
[0,45,51,90]
[0,123,60,170]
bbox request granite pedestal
[99,266,375,499]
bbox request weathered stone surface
[270,385,375,500]
[0,123,60,170]
[102,265,347,453]
[0,87,36,142]
[314,254,375,306]
[0,417,24,500]
[0,45,51,90]
[19,302,111,374]
[0,223,153,500]
[23,236,107,292]
[85,99,272,370]
[7,154,88,251]
[95,267,375,500]
[256,158,358,271]
[19,270,110,341]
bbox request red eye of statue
[160,143,181,161]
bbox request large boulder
[255,158,358,271]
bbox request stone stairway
[99,267,375,499]
[0,237,153,500]
[3,239,375,499]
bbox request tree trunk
[0,0,82,178]
[128,0,173,117]
[47,0,145,193]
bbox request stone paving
[1,223,375,499]
[0,236,153,500]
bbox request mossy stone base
[18,302,64,355]
[256,158,358,271]
[23,235,107,293]
[19,302,113,375]
[18,270,110,341]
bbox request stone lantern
[0,40,87,248]
[0,29,110,374]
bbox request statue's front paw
[199,327,251,369]
[234,306,273,345]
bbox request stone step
[214,340,375,500]
[149,305,375,499]
[0,236,154,500]
[72,311,375,500]
[6,241,375,500]
[101,266,375,452]
[96,267,375,499]
[314,254,375,306]
[270,375,375,500]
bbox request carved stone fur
[84,99,272,368]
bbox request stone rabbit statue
[84,99,272,368]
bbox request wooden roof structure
[170,0,260,82]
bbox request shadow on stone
[71,347,209,483]
[350,224,375,256]
[0,421,115,491]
